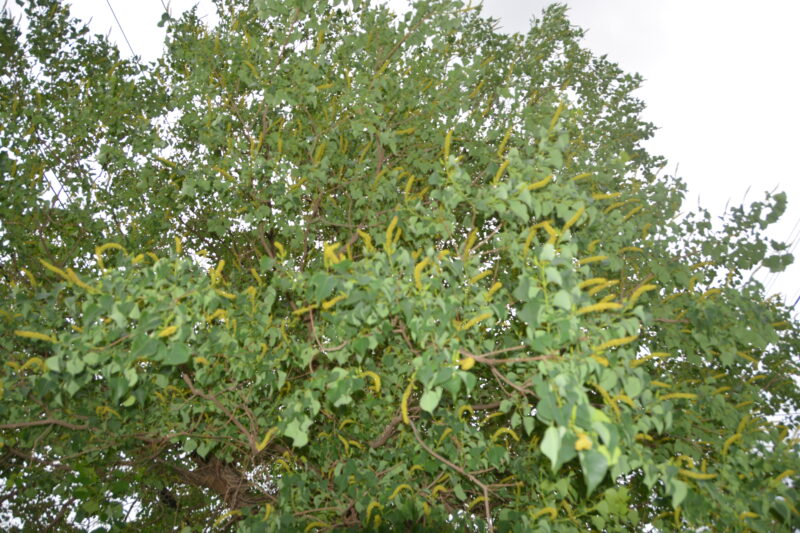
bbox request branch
[181,373,257,454]
[409,419,493,533]
[0,419,88,431]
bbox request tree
[1,0,798,530]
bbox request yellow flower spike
[496,125,513,156]
[14,330,57,343]
[38,258,71,282]
[562,206,585,232]
[303,521,329,533]
[385,215,399,255]
[174,236,182,254]
[651,380,671,388]
[468,270,492,284]
[462,228,478,259]
[622,205,643,221]
[570,172,592,182]
[628,284,657,306]
[739,511,758,521]
[591,191,622,200]
[736,351,757,364]
[578,277,607,289]
[157,325,178,338]
[365,501,383,525]
[359,371,381,393]
[492,159,510,185]
[486,282,503,299]
[577,255,608,266]
[322,294,347,310]
[193,356,210,366]
[273,241,286,259]
[357,229,374,252]
[290,304,319,317]
[337,434,350,454]
[436,428,453,446]
[250,268,263,286]
[620,246,643,254]
[457,405,474,420]
[548,100,565,131]
[587,239,601,253]
[468,496,487,510]
[593,334,638,353]
[491,427,520,442]
[414,258,431,290]
[661,392,698,401]
[389,484,413,500]
[527,174,552,191]
[21,267,37,287]
[19,357,46,373]
[574,433,592,451]
[678,469,717,481]
[431,484,449,498]
[532,507,558,520]
[575,302,622,315]
[443,129,453,161]
[590,354,610,367]
[459,311,492,331]
[215,289,236,300]
[701,288,722,300]
[401,375,415,425]
[255,427,279,452]
[722,433,742,457]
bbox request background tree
[1,0,798,531]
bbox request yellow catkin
[469,497,488,510]
[401,379,414,425]
[292,304,318,315]
[359,371,381,393]
[322,294,347,310]
[593,335,638,353]
[14,330,57,343]
[722,433,742,456]
[622,205,644,221]
[570,172,593,182]
[576,302,622,315]
[620,246,643,254]
[491,428,520,442]
[157,325,178,338]
[492,159,510,184]
[389,484,413,500]
[678,469,717,481]
[527,174,552,191]
[486,282,503,299]
[38,258,70,282]
[468,270,492,284]
[587,239,601,253]
[443,129,453,161]
[385,216,399,254]
[496,125,513,156]
[414,258,431,290]
[661,392,698,401]
[591,192,622,200]
[562,207,585,231]
[628,284,658,306]
[462,229,478,259]
[578,255,608,266]
[355,230,374,254]
[532,507,558,520]
[460,312,492,330]
[578,278,607,289]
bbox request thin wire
[104,0,136,57]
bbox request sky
[6,0,799,311]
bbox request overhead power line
[105,0,136,57]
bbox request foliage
[1,0,799,531]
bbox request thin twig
[409,419,493,532]
[181,373,256,454]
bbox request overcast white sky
[7,0,800,310]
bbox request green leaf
[285,416,313,448]
[162,343,190,366]
[579,449,609,495]
[419,387,443,414]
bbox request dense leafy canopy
[1,0,799,531]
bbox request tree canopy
[1,0,799,531]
